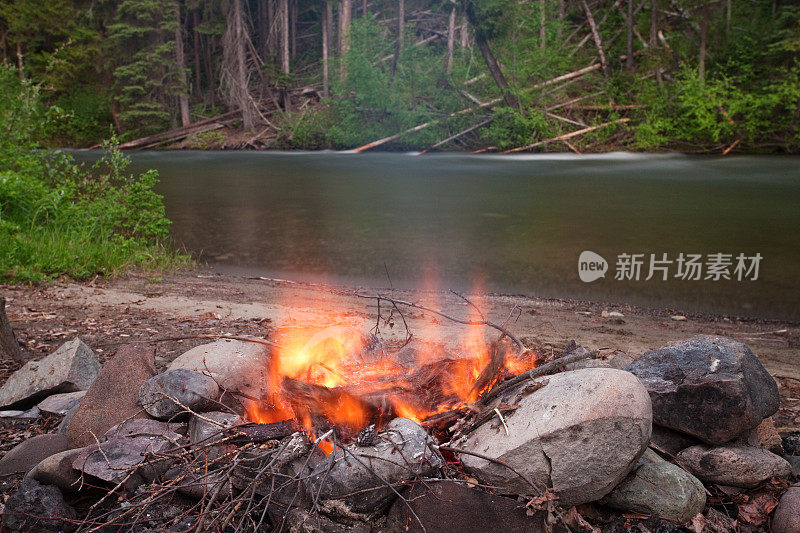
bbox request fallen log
[561,104,647,110]
[114,109,242,150]
[480,348,595,404]
[227,421,298,444]
[350,62,602,152]
[0,297,26,363]
[504,117,630,153]
[582,0,609,75]
[418,118,492,154]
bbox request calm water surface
[75,151,800,320]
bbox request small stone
[458,368,652,506]
[671,315,687,321]
[772,483,800,533]
[677,443,792,488]
[384,480,546,533]
[754,417,784,455]
[0,433,71,476]
[37,391,87,416]
[72,434,177,487]
[283,508,372,533]
[0,406,39,418]
[2,477,76,532]
[66,344,158,447]
[601,449,706,523]
[601,310,624,318]
[167,339,271,405]
[626,335,780,445]
[785,455,800,477]
[139,369,220,420]
[307,418,445,515]
[0,338,100,409]
[188,411,240,445]
[27,448,84,493]
[105,418,186,441]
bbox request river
[73,150,800,321]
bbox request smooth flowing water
[75,151,800,320]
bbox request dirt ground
[2,269,799,444]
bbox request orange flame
[245,285,537,453]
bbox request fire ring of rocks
[0,317,797,532]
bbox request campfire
[245,301,540,455]
[0,290,793,533]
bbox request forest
[1,0,799,152]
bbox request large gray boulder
[457,368,652,506]
[307,418,445,515]
[626,335,779,445]
[167,339,271,404]
[677,443,791,488]
[139,369,219,420]
[601,449,706,523]
[0,338,100,409]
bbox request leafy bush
[0,65,189,282]
[635,65,800,150]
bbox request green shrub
[0,65,190,282]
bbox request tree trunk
[203,34,215,107]
[626,0,634,70]
[581,0,608,77]
[223,0,255,130]
[557,0,565,38]
[726,0,731,36]
[445,3,456,73]
[174,2,191,127]
[291,0,297,58]
[280,0,290,74]
[268,0,277,55]
[258,0,268,56]
[392,0,405,75]
[322,2,330,95]
[460,16,469,48]
[362,0,367,16]
[0,297,25,363]
[539,0,546,50]
[192,10,202,96]
[16,41,24,81]
[475,35,517,109]
[650,0,658,47]
[699,7,707,80]
[339,0,352,79]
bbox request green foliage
[186,130,225,149]
[0,66,189,282]
[482,107,551,149]
[635,65,800,150]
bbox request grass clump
[0,66,191,283]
